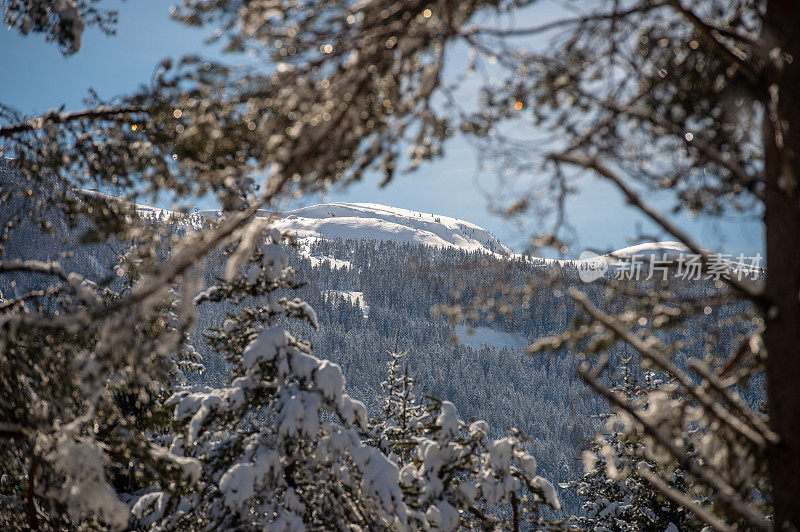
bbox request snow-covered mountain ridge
[72,187,510,256]
[271,202,512,256]
[0,162,761,265]
[79,191,741,265]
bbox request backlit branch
[637,463,735,532]
[0,106,147,137]
[664,0,761,84]
[571,288,769,450]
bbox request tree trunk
[763,1,800,528]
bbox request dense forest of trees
[2,163,763,526]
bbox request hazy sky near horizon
[0,1,764,257]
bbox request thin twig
[664,0,760,84]
[464,4,659,38]
[600,100,758,192]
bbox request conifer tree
[135,227,407,529]
[372,350,425,464]
[370,350,561,530]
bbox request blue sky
[0,1,763,257]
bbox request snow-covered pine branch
[138,229,405,529]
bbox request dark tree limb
[26,458,38,531]
[550,152,765,303]
[0,106,147,137]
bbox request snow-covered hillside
[272,203,512,256]
[74,189,754,270]
[76,195,511,256]
[602,241,691,264]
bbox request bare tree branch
[0,423,23,440]
[688,358,778,444]
[463,4,660,38]
[0,106,147,137]
[637,463,735,532]
[0,290,48,312]
[600,100,759,193]
[579,366,771,530]
[664,0,761,84]
[571,288,769,450]
[550,152,765,303]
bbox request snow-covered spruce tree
[570,357,700,531]
[370,350,562,530]
[135,227,409,529]
[372,350,426,465]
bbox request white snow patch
[532,475,561,511]
[309,256,352,270]
[48,435,129,529]
[324,290,369,318]
[454,324,527,351]
[603,241,691,265]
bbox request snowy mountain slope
[272,202,512,256]
[602,241,693,265]
[73,185,755,270]
[74,194,512,256]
